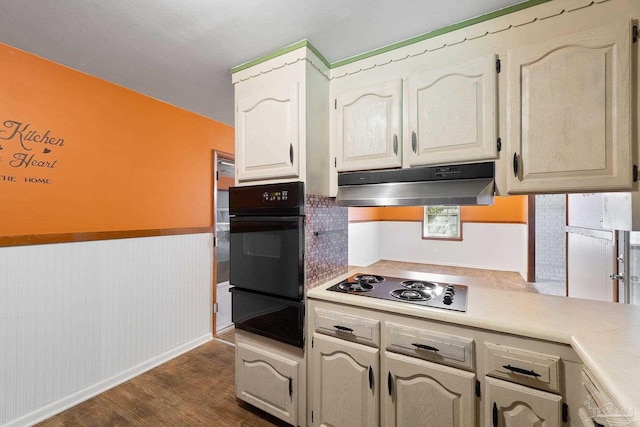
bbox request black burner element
[400,280,437,290]
[390,289,433,301]
[353,274,384,283]
[338,282,373,292]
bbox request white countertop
[307,268,640,424]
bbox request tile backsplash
[305,195,348,288]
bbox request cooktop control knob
[443,295,453,305]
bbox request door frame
[212,150,234,335]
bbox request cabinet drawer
[314,308,380,347]
[581,368,633,424]
[485,342,560,393]
[385,322,474,371]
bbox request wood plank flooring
[36,337,287,427]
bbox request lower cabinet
[310,333,379,427]
[235,331,303,426]
[485,377,562,427]
[307,299,584,427]
[383,351,476,427]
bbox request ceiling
[0,0,527,126]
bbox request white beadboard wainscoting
[349,221,527,277]
[0,233,214,427]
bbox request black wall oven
[229,182,305,348]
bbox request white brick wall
[535,194,566,282]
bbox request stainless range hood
[336,162,495,207]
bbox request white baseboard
[9,333,212,427]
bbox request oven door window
[230,216,304,299]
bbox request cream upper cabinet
[382,351,476,427]
[334,79,403,172]
[236,82,300,181]
[232,45,331,195]
[311,333,379,427]
[406,54,498,167]
[486,377,562,427]
[506,21,633,194]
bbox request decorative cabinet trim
[330,0,609,80]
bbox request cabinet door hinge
[633,25,638,43]
[334,99,337,109]
[475,380,481,398]
[496,137,502,152]
[213,302,219,314]
[562,403,569,423]
[496,58,501,73]
[634,164,638,182]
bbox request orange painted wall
[348,196,528,223]
[0,43,233,236]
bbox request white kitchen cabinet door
[382,351,476,427]
[486,377,562,427]
[406,54,498,167]
[235,339,299,425]
[335,79,402,172]
[311,333,379,427]
[507,21,632,194]
[235,82,300,182]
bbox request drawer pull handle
[368,366,374,390]
[333,325,354,332]
[412,343,439,352]
[503,364,541,377]
[388,371,393,396]
[288,377,293,398]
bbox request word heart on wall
[0,119,66,185]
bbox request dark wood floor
[37,335,287,427]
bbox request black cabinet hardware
[475,380,481,398]
[412,342,439,352]
[634,164,638,182]
[411,131,417,153]
[502,364,541,377]
[492,402,498,427]
[393,134,398,155]
[562,403,568,423]
[368,366,374,390]
[289,377,293,397]
[513,153,519,177]
[333,325,353,332]
[496,58,501,73]
[496,137,502,152]
[388,371,393,396]
[289,143,294,164]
